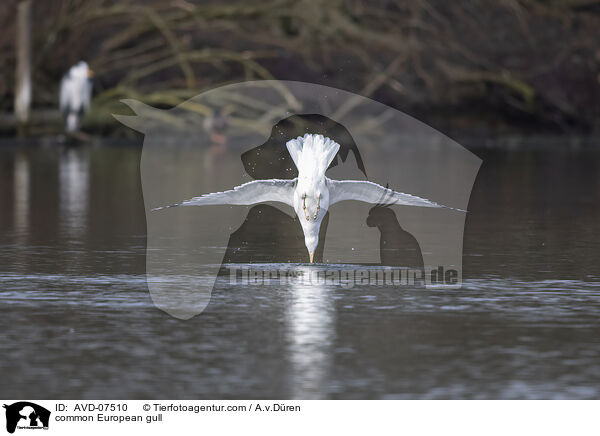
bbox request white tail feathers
[286,134,340,178]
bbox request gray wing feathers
[327,179,465,211]
[82,78,92,111]
[153,179,296,211]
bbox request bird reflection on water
[285,265,335,399]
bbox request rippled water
[1,143,599,399]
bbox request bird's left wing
[327,178,465,211]
[153,178,296,211]
[83,78,93,111]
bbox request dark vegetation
[1,0,599,137]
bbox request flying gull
[154,134,464,263]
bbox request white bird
[154,134,464,263]
[59,61,93,132]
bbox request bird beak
[309,252,314,263]
[87,69,95,78]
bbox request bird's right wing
[153,178,296,211]
[327,178,465,211]
[82,78,93,111]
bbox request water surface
[0,143,599,399]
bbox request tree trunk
[15,0,32,137]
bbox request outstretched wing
[327,178,465,211]
[153,178,296,211]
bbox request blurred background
[1,0,599,138]
[1,0,600,399]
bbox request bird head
[72,61,92,78]
[294,177,329,263]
